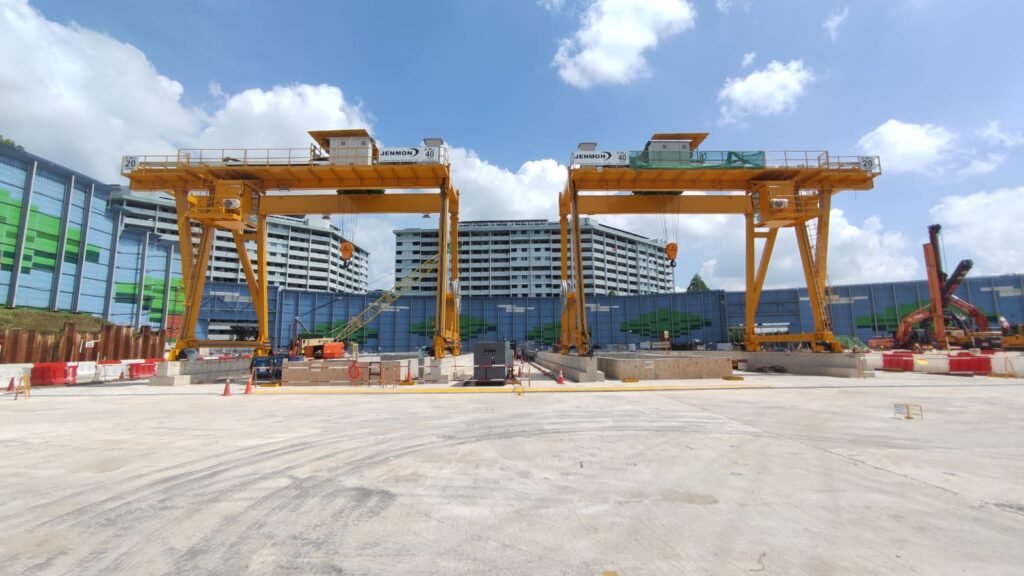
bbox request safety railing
[121,145,449,174]
[612,150,882,173]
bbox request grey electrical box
[473,341,512,384]
[328,136,373,166]
[645,139,692,164]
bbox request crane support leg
[255,214,270,353]
[744,213,759,350]
[433,184,461,357]
[231,231,261,322]
[744,220,778,351]
[559,212,574,354]
[794,222,838,351]
[174,223,214,359]
[569,192,590,355]
[815,190,832,285]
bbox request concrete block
[694,351,873,378]
[149,375,193,387]
[424,353,473,383]
[535,352,605,383]
[596,354,731,380]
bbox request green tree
[0,134,21,149]
[687,273,710,292]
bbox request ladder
[329,255,440,343]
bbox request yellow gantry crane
[559,133,880,354]
[122,129,461,359]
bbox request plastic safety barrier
[30,362,77,386]
[96,360,124,382]
[128,363,157,379]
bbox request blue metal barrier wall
[195,274,1024,352]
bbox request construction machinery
[122,130,462,359]
[558,133,880,354]
[289,255,440,359]
[1000,318,1024,350]
[892,224,1002,350]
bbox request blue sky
[3,0,1023,289]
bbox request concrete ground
[1,372,1023,575]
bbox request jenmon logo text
[381,149,420,157]
[574,151,613,160]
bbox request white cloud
[741,51,756,68]
[195,84,368,149]
[715,0,733,13]
[0,0,368,181]
[931,187,1024,275]
[933,186,1024,270]
[823,6,849,41]
[449,148,566,220]
[718,60,815,124]
[955,152,1006,178]
[856,119,954,174]
[979,120,1024,148]
[0,0,199,179]
[553,0,697,89]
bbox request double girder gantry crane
[559,133,881,354]
[122,129,461,359]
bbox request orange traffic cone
[244,372,254,395]
[5,377,14,392]
[222,378,233,397]
[557,369,564,385]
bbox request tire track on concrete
[10,408,751,575]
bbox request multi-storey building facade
[111,188,369,294]
[0,142,177,328]
[394,219,674,297]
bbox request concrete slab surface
[1,372,1023,575]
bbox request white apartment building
[394,219,674,297]
[111,188,369,293]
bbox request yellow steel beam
[255,214,270,351]
[575,194,749,215]
[177,225,215,357]
[232,231,261,314]
[569,193,589,354]
[260,193,442,215]
[434,183,452,358]
[744,213,758,351]
[815,189,832,285]
[173,191,194,293]
[570,167,877,193]
[794,223,824,334]
[126,163,450,192]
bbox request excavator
[891,225,1003,350]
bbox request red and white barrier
[874,351,1019,377]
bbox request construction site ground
[2,371,1023,575]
